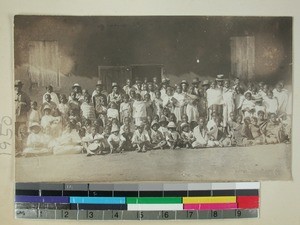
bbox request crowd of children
[15,74,292,157]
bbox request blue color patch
[70,197,126,204]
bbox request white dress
[222,88,235,126]
[173,93,185,122]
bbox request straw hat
[180,122,189,129]
[72,83,81,88]
[181,80,188,85]
[111,124,120,133]
[151,121,159,128]
[167,122,176,129]
[216,74,224,81]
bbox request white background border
[0,0,299,224]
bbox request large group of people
[15,74,292,157]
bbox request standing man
[15,80,31,134]
[190,78,201,97]
[123,79,132,95]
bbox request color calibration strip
[15,182,259,220]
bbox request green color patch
[126,197,182,204]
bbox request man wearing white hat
[107,82,122,105]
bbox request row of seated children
[20,109,291,157]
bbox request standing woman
[222,79,235,127]
[185,87,200,128]
[173,84,185,123]
[107,82,122,106]
[206,79,223,120]
[162,86,175,114]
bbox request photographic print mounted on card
[14,16,292,182]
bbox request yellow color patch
[183,196,236,204]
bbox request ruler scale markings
[15,182,259,220]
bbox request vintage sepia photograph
[14,16,292,182]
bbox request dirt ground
[15,143,292,182]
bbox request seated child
[192,117,208,148]
[120,117,135,134]
[166,122,181,149]
[278,113,291,143]
[132,122,151,152]
[107,124,123,153]
[150,121,167,149]
[263,113,283,144]
[230,115,244,146]
[180,123,195,148]
[23,123,52,156]
[158,116,169,138]
[241,117,255,146]
[41,105,61,136]
[82,125,105,156]
[207,117,231,147]
[249,117,264,145]
[50,123,83,155]
[120,125,134,151]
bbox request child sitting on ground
[166,122,181,149]
[150,121,167,149]
[120,125,134,151]
[249,117,264,145]
[158,116,169,139]
[107,124,123,153]
[82,125,104,156]
[180,123,195,148]
[131,122,151,152]
[23,123,51,156]
[50,123,83,155]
